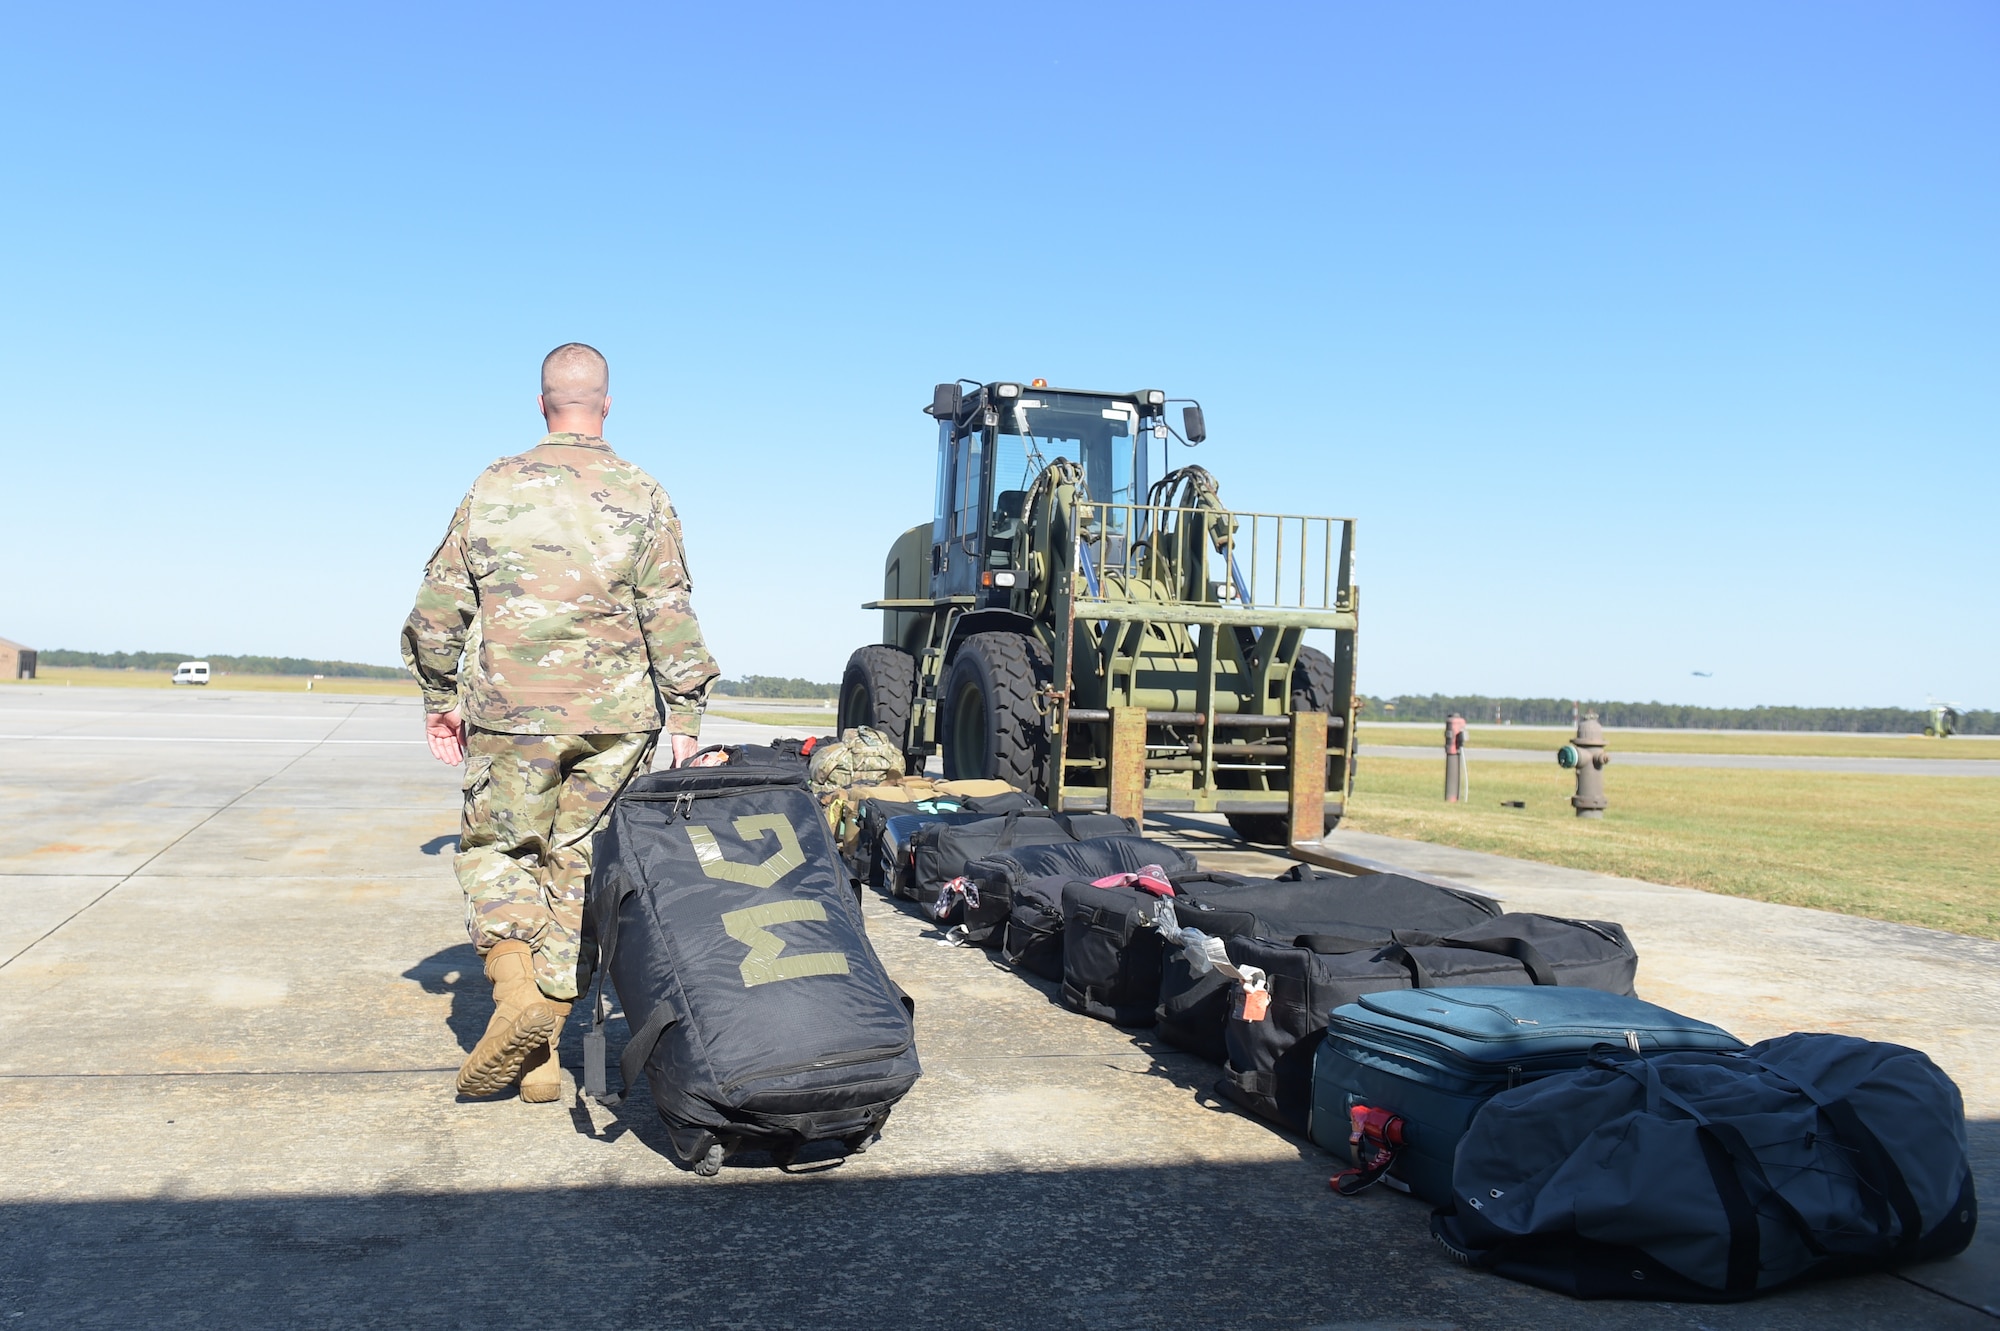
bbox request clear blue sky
[3,2,1992,709]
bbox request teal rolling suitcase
[1310,987,1742,1204]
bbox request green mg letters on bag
[581,745,920,1173]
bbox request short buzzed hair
[541,342,609,412]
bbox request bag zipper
[621,781,798,803]
[717,1040,913,1097]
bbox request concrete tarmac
[0,686,1993,1329]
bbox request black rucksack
[581,746,922,1174]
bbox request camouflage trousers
[455,727,658,1000]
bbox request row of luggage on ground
[579,734,1978,1302]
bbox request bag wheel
[694,1142,725,1177]
[842,1131,875,1156]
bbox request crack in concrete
[0,702,368,972]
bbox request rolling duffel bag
[1311,987,1742,1204]
[957,833,1191,947]
[1157,870,1504,1063]
[580,745,922,1175]
[1219,913,1639,1133]
[1431,1033,1978,1300]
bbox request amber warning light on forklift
[1030,378,1047,388]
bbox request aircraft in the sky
[1691,670,1713,678]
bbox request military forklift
[837,379,1360,846]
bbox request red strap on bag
[1091,866,1175,897]
[1331,1105,1408,1196]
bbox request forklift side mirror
[928,384,963,419]
[1182,404,1206,444]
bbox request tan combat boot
[516,1006,571,1103]
[456,940,558,1097]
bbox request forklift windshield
[992,392,1146,512]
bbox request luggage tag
[583,987,621,1106]
[1235,966,1271,1022]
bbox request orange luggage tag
[1236,966,1271,1022]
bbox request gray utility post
[1443,713,1468,803]
[1556,713,1610,818]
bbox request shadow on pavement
[400,944,486,1054]
[2,1149,1991,1331]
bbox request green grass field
[1344,755,1999,939]
[2,667,418,696]
[1358,723,1996,760]
[711,709,837,728]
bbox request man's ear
[601,393,612,421]
[538,393,549,421]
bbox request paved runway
[0,686,1992,1328]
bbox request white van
[172,661,211,686]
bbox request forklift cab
[925,381,1166,601]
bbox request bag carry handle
[1376,934,1557,987]
[1742,1055,1926,1258]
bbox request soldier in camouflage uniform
[401,342,719,1103]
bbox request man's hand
[668,734,699,769]
[426,709,466,765]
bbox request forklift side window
[949,428,984,546]
[932,421,952,547]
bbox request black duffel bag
[910,810,1073,916]
[959,834,1193,947]
[876,810,993,900]
[999,874,1069,980]
[1058,875,1188,1026]
[581,745,922,1175]
[1381,913,1637,997]
[1219,912,1638,1132]
[850,787,1046,884]
[1156,870,1502,1065]
[1433,1034,1978,1301]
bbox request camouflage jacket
[400,433,719,736]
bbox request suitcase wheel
[694,1142,725,1177]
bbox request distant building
[0,638,35,679]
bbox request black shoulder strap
[617,998,682,1095]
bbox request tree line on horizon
[714,675,837,700]
[1358,693,1995,734]
[41,649,405,679]
[33,653,1989,732]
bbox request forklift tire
[839,645,919,768]
[1223,645,1343,846]
[941,632,1050,792]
